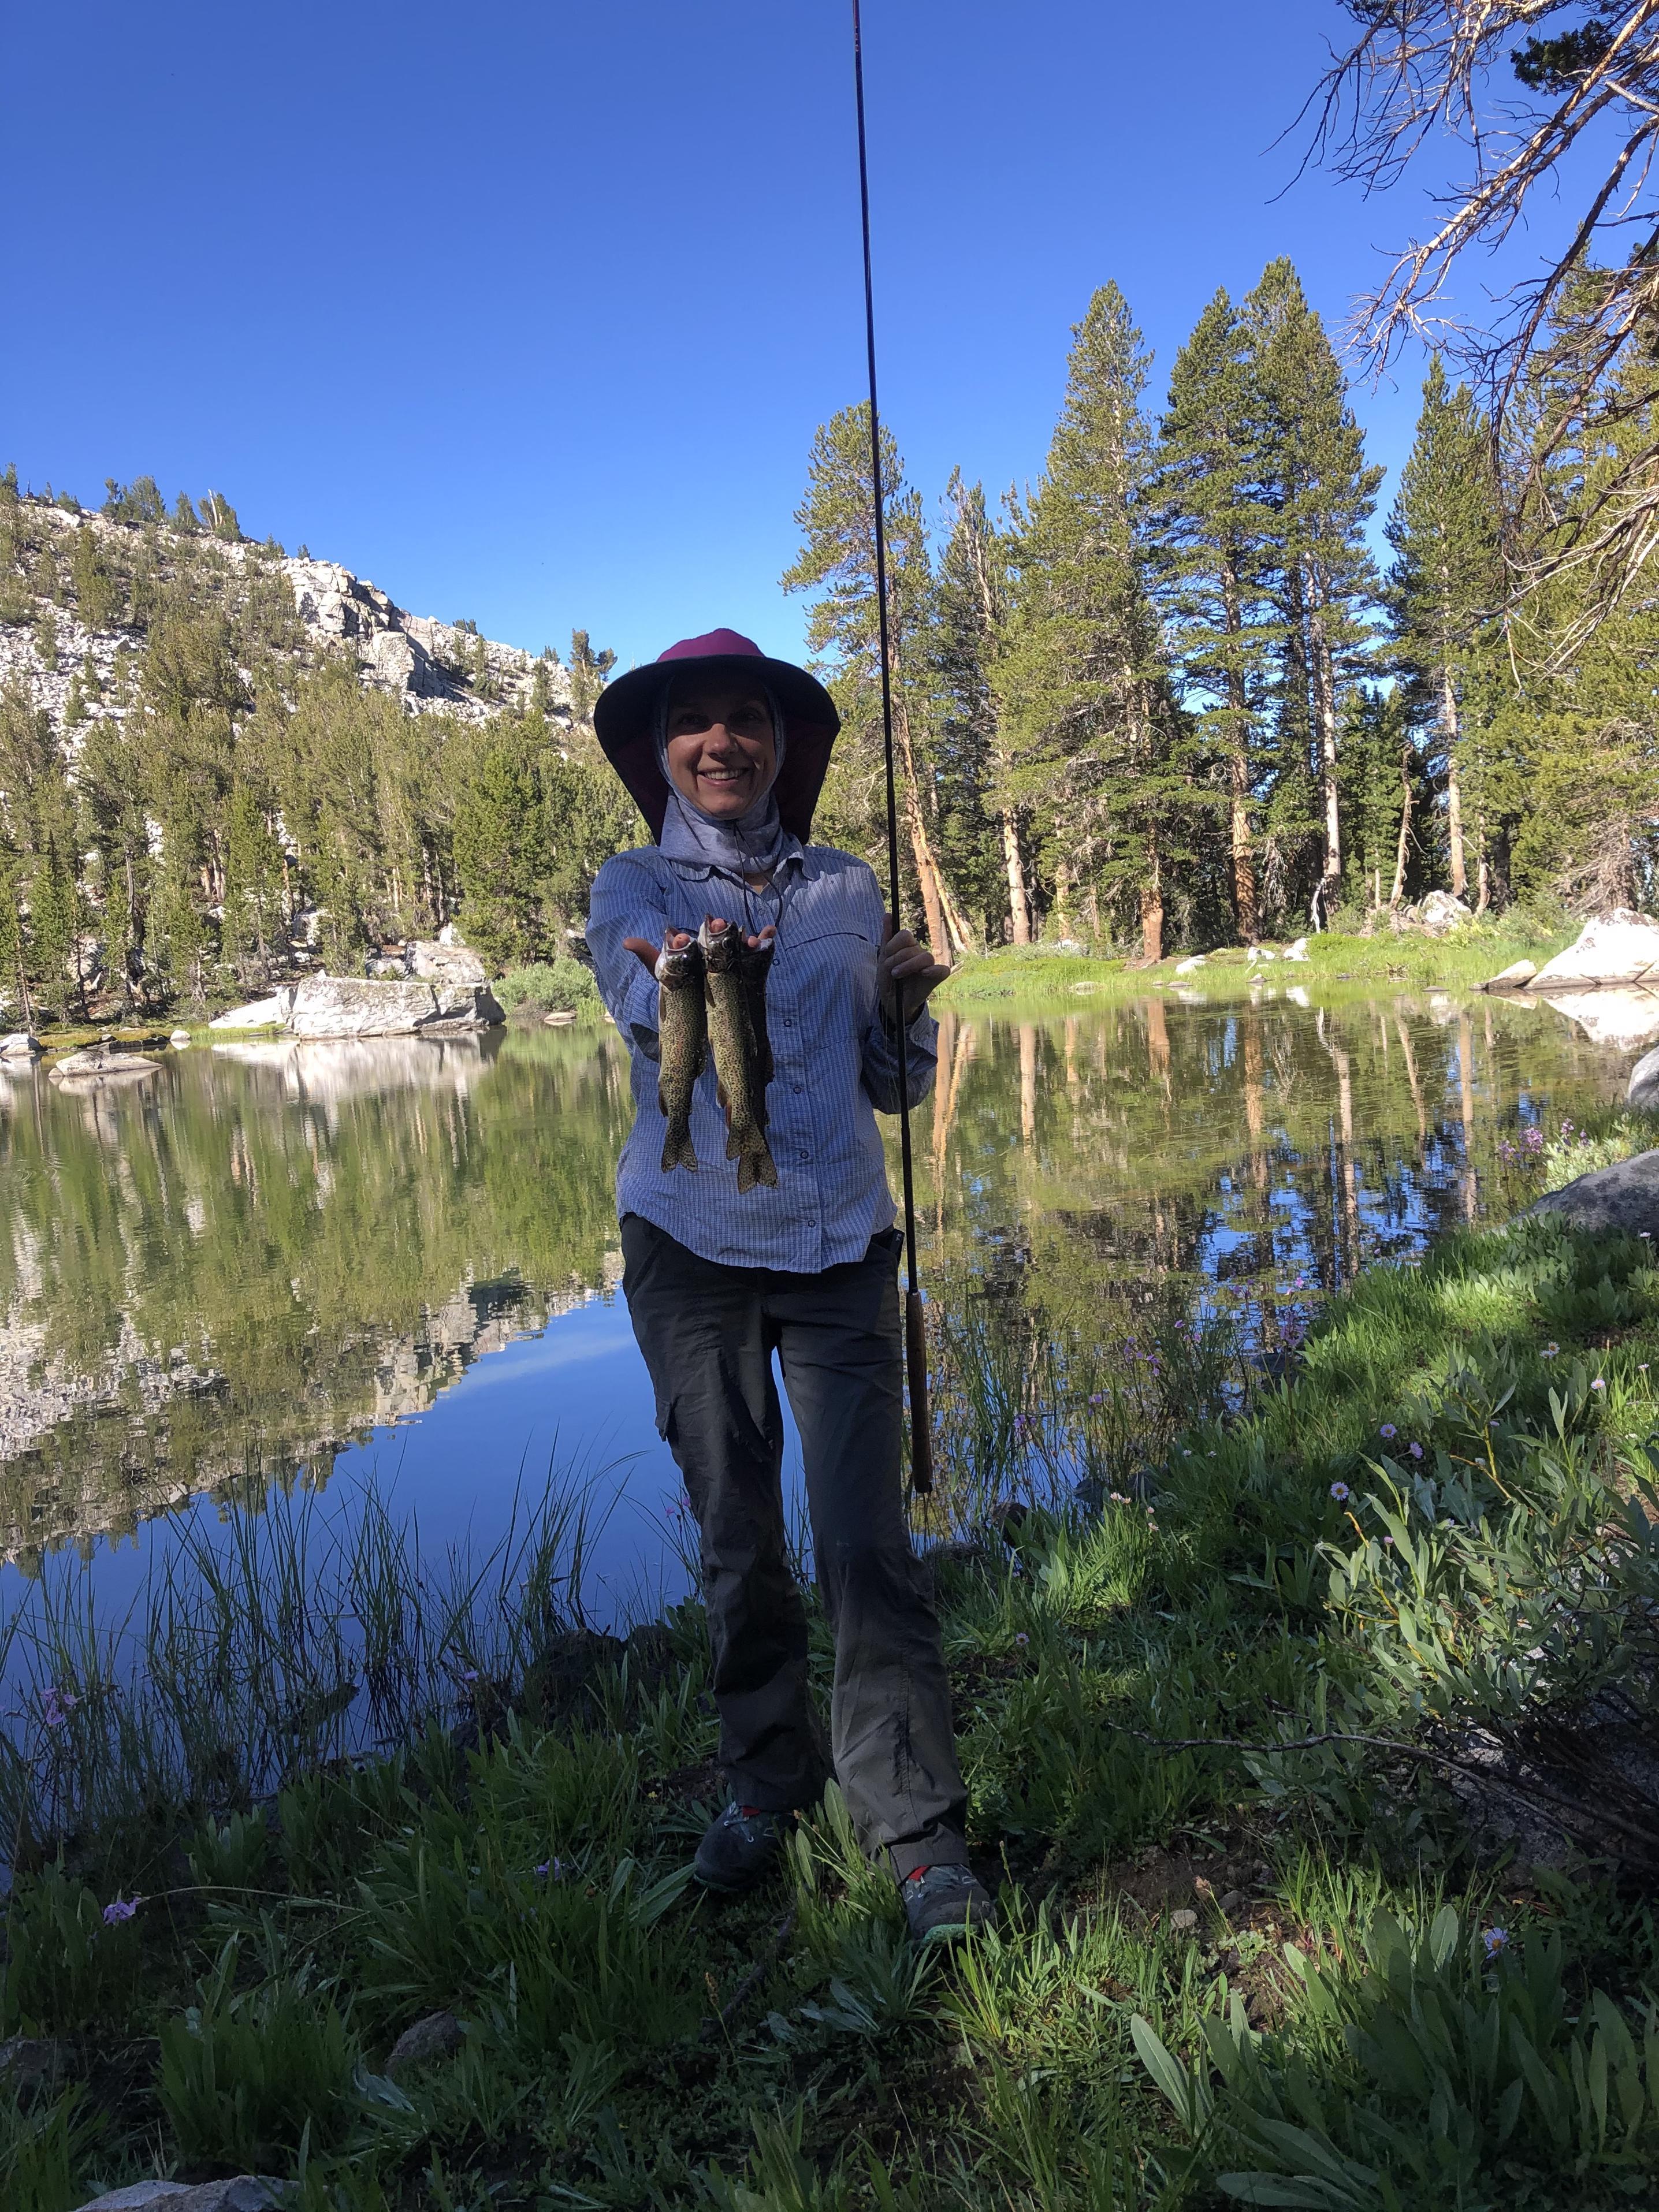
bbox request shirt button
[793,1083,804,1093]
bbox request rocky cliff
[0,493,571,746]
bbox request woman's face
[663,682,776,819]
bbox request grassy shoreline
[935,923,1572,1008]
[6,1122,1659,2206]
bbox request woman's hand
[878,917,949,1023]
[622,921,776,977]
[623,930,689,977]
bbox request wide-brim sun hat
[593,627,840,844]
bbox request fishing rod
[852,0,933,1496]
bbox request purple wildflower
[1015,1633,1029,1647]
[102,1896,139,1926]
[1542,1342,1559,1360]
[1591,1377,1606,1392]
[1330,1482,1351,1502]
[1482,1927,1509,1958]
[1409,1442,1424,1460]
[40,1686,78,1730]
[1380,1423,1397,1439]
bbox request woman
[587,628,991,1941]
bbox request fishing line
[852,0,933,1496]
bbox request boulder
[385,2008,464,2077]
[1284,936,1311,962]
[170,1029,192,1048]
[1531,908,1659,990]
[543,1008,578,1026]
[0,1031,42,1058]
[1527,1150,1659,1239]
[286,975,503,1040]
[73,2182,287,2212]
[1419,890,1474,937]
[1174,955,1206,974]
[209,990,295,1031]
[408,940,487,986]
[1484,959,1538,991]
[1631,1045,1659,1115]
[0,2034,75,2091]
[50,1044,158,1081]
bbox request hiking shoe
[901,1863,994,1942]
[693,1801,786,1893]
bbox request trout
[700,917,778,1194]
[656,933,707,1172]
[737,926,776,1122]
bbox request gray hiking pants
[620,1213,969,1875]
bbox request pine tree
[1159,290,1277,941]
[932,472,1027,942]
[997,282,1197,958]
[1245,259,1383,923]
[71,526,120,630]
[1386,358,1502,903]
[221,781,284,985]
[783,404,970,954]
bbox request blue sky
[3,1,1517,669]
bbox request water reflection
[0,992,1630,1591]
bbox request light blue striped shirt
[587,842,938,1272]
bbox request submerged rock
[287,974,503,1040]
[1526,1150,1659,1239]
[49,1043,158,1081]
[1531,908,1659,990]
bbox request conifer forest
[2,254,1657,1025]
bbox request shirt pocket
[791,920,879,1038]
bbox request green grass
[936,921,1573,1008]
[6,1196,1659,2207]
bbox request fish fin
[751,1138,779,1189]
[726,1125,743,1161]
[735,1150,757,1195]
[660,1129,698,1173]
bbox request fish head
[698,916,741,974]
[656,940,702,987]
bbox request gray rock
[0,1030,42,1057]
[0,2034,75,2091]
[49,1044,158,1081]
[408,940,486,986]
[1484,958,1538,991]
[385,2009,464,2077]
[1532,907,1659,990]
[1632,1045,1659,1115]
[1526,1149,1659,1238]
[1173,955,1206,974]
[1419,890,1474,937]
[286,974,503,1040]
[73,2181,287,2212]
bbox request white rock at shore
[287,974,503,1040]
[1418,890,1474,937]
[0,1031,42,1057]
[209,989,297,1031]
[408,940,487,985]
[49,1044,158,1081]
[1531,908,1659,990]
[1174,955,1206,974]
[1484,959,1538,991]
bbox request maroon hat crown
[592,628,840,846]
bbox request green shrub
[0,2084,103,2212]
[1,1866,144,2035]
[158,1939,359,2172]
[493,958,598,1016]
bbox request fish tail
[661,1124,698,1172]
[746,1132,778,1189]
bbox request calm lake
[0,985,1628,1630]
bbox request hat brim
[593,653,840,844]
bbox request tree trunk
[1221,553,1259,940]
[1441,664,1465,898]
[892,694,971,956]
[1310,598,1342,896]
[1389,738,1414,907]
[1474,809,1490,914]
[1139,825,1163,963]
[1001,810,1030,945]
